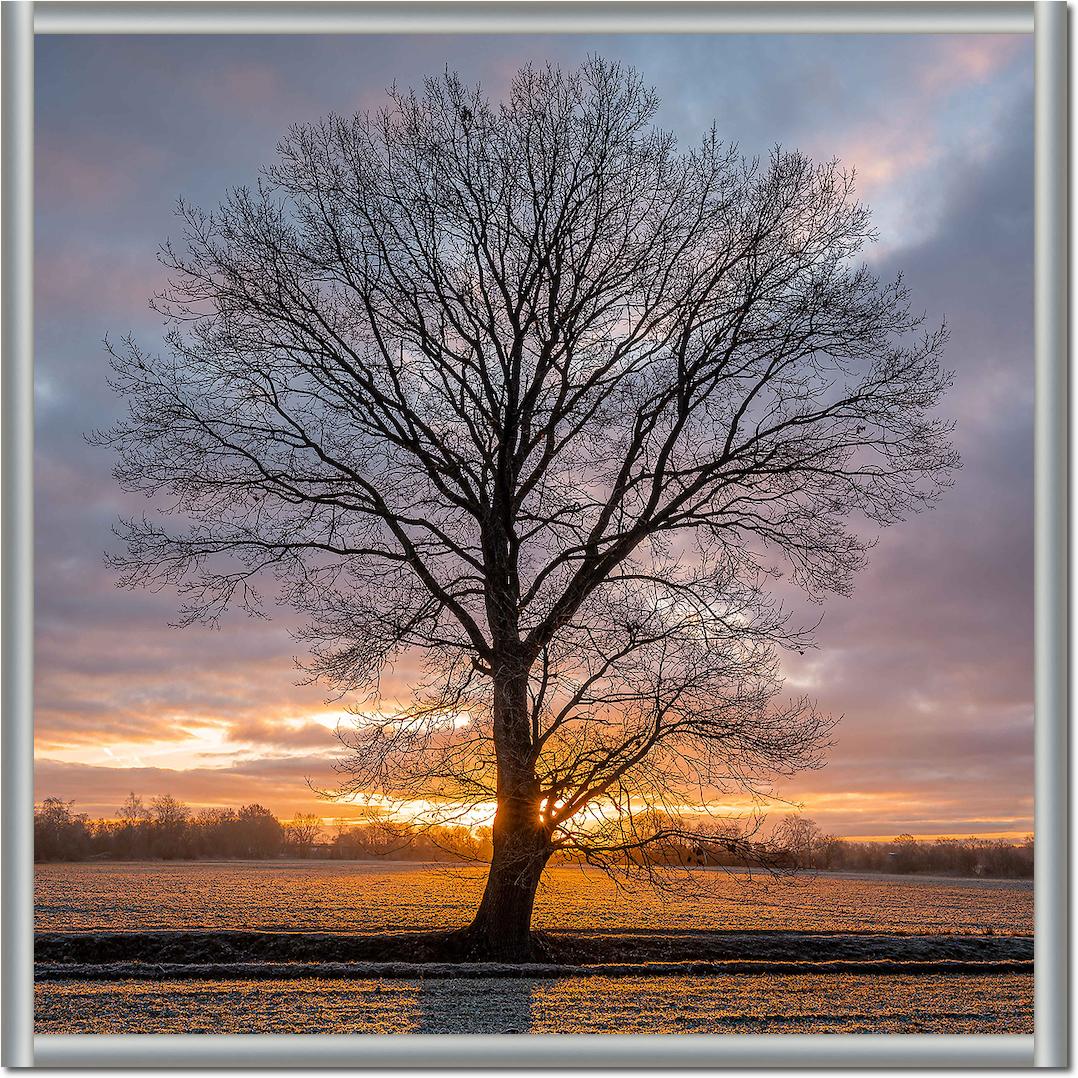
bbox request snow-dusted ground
[35,861,1034,935]
[35,971,1033,1035]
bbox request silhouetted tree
[283,812,324,854]
[330,821,373,860]
[96,59,956,958]
[772,813,826,869]
[149,794,191,859]
[234,803,285,858]
[115,791,152,857]
[119,792,150,825]
[34,798,91,862]
[190,807,240,857]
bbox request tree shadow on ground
[414,976,535,1034]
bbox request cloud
[916,34,1029,94]
[32,33,1034,838]
[35,756,344,819]
[772,88,1035,835]
[36,132,167,212]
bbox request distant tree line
[663,815,1033,879]
[34,798,1031,878]
[33,795,490,864]
[817,833,1033,878]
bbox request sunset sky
[34,32,1034,839]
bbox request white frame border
[2,1,1065,1068]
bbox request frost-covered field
[36,972,1032,1035]
[35,860,1033,934]
[34,862,1034,1035]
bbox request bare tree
[118,792,151,827]
[283,812,324,852]
[771,813,826,869]
[95,59,956,959]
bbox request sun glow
[34,708,1031,840]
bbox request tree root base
[437,926,560,964]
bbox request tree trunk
[456,818,549,960]
[452,661,550,961]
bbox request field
[35,860,1033,934]
[35,861,1034,1035]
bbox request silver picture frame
[2,1,1067,1067]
